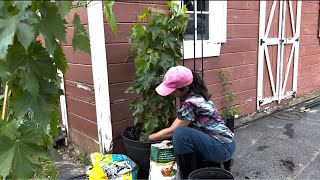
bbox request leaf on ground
[72,13,90,54]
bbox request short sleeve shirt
[177,93,234,143]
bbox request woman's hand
[148,118,190,141]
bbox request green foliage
[0,1,92,179]
[0,120,50,179]
[104,0,118,37]
[218,69,240,118]
[72,13,91,54]
[127,2,189,141]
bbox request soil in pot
[122,123,161,179]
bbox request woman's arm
[148,118,190,141]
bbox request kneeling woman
[148,65,236,179]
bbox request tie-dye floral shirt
[177,93,234,143]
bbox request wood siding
[63,7,99,153]
[106,1,260,153]
[297,1,320,96]
[64,1,320,153]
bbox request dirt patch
[283,124,295,139]
[55,142,91,166]
[256,145,270,152]
[279,159,295,172]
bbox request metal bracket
[259,100,264,106]
[260,39,265,46]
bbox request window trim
[175,1,227,59]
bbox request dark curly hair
[180,71,211,101]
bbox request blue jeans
[172,126,236,162]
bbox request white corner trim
[87,1,113,153]
[58,70,69,137]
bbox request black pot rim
[121,128,162,144]
[188,167,234,178]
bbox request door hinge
[259,100,264,106]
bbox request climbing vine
[127,2,189,141]
[0,0,117,179]
[218,68,240,118]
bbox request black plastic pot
[225,116,235,133]
[122,128,161,179]
[188,167,234,179]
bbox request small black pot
[122,127,161,179]
[224,116,235,133]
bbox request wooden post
[1,84,8,120]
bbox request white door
[257,0,302,110]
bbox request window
[177,0,227,59]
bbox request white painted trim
[293,1,302,95]
[276,0,284,103]
[281,44,295,95]
[257,0,266,110]
[265,1,277,39]
[278,0,287,104]
[177,0,226,59]
[257,0,302,109]
[58,70,69,137]
[264,47,276,96]
[87,1,113,153]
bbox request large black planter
[122,128,161,179]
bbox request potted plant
[122,2,189,178]
[218,68,240,132]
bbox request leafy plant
[218,68,240,118]
[0,1,117,179]
[126,2,189,141]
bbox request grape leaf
[54,44,68,74]
[0,9,37,54]
[72,13,90,54]
[11,1,32,11]
[58,0,73,18]
[15,10,37,50]
[0,125,47,179]
[104,0,118,37]
[21,70,39,96]
[38,2,67,55]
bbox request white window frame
[176,1,227,59]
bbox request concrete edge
[235,90,320,128]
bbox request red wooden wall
[63,7,99,153]
[297,1,320,96]
[105,0,259,153]
[63,1,320,153]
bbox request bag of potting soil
[87,153,138,180]
[148,140,179,180]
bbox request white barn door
[257,0,302,110]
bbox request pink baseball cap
[156,66,193,96]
